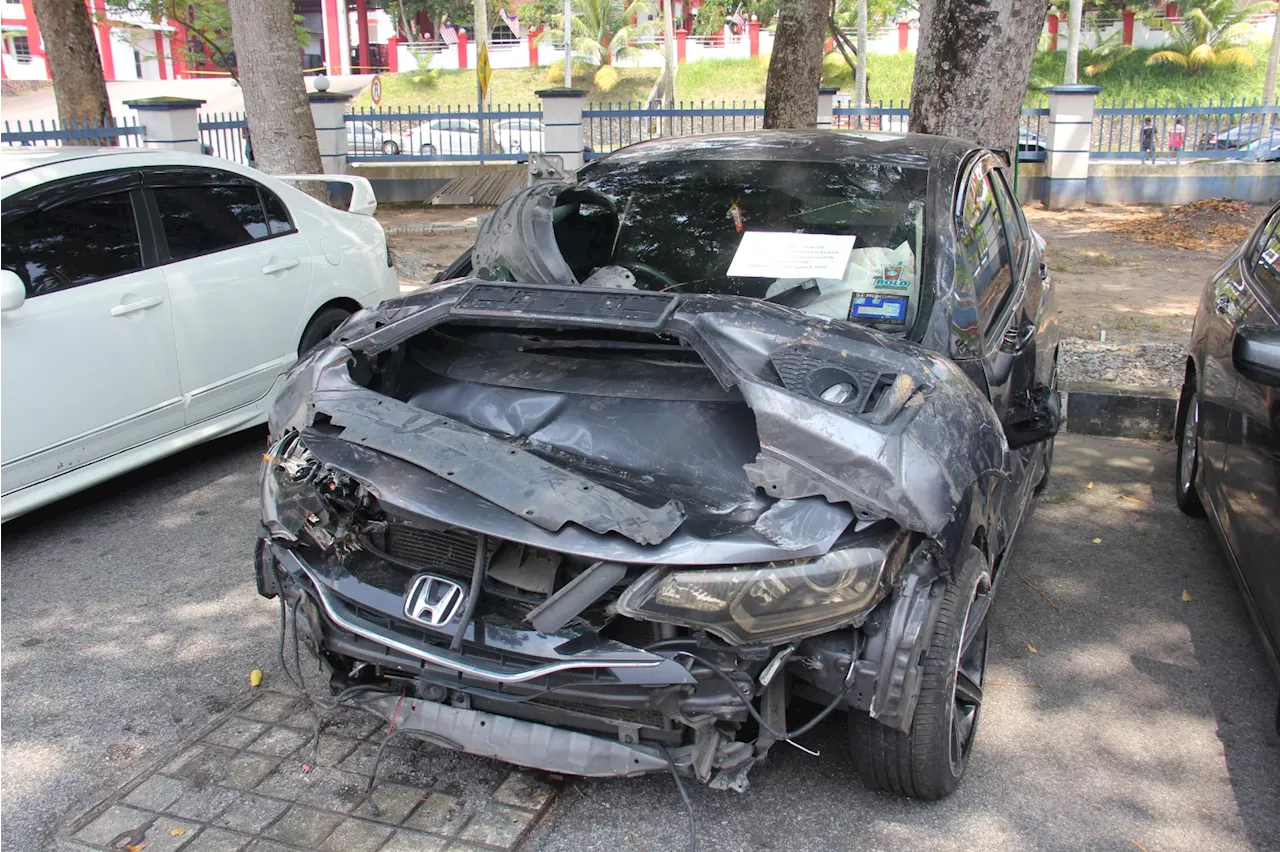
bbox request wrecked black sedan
[255,131,1059,801]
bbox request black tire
[381,140,400,155]
[850,545,992,800]
[420,143,437,156]
[1034,362,1060,495]
[298,306,352,358]
[1174,380,1207,517]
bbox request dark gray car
[254,131,1060,801]
[1174,200,1280,727]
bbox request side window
[262,189,294,236]
[1,192,143,298]
[155,184,269,260]
[990,170,1028,270]
[957,162,1013,335]
[1251,212,1280,292]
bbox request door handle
[110,296,164,317]
[262,258,300,275]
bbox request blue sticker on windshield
[850,294,908,323]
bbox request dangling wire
[659,746,698,852]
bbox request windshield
[566,156,931,335]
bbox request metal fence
[344,104,539,161]
[1092,99,1280,160]
[0,116,144,148]
[198,112,249,164]
[583,101,766,157]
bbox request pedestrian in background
[1140,117,1156,164]
[1168,116,1186,164]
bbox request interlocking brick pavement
[57,689,560,852]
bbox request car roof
[0,146,170,179]
[594,129,978,170]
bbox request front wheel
[850,545,991,800]
[1174,382,1207,517]
[420,143,437,157]
[381,140,401,155]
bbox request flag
[441,24,458,45]
[499,8,523,38]
[730,4,746,29]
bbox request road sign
[370,74,383,105]
[478,44,491,101]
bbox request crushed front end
[254,274,1006,790]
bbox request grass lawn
[351,44,1273,110]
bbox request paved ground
[2,434,1278,851]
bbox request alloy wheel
[1180,393,1200,496]
[950,572,992,774]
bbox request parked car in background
[256,133,1060,802]
[1174,200,1280,728]
[402,118,480,157]
[1237,130,1280,163]
[1205,122,1275,150]
[493,117,545,155]
[347,121,401,156]
[0,148,400,521]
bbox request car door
[0,176,183,495]
[1220,210,1280,661]
[955,155,1041,537]
[148,167,314,425]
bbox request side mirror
[1233,324,1280,388]
[1,269,26,312]
[1004,384,1061,449]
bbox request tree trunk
[1261,9,1280,138]
[32,0,112,132]
[662,0,677,134]
[1064,0,1082,84]
[227,0,323,179]
[855,0,867,106]
[763,0,826,128]
[909,0,1051,149]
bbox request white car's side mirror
[0,270,26,312]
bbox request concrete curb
[384,222,479,236]
[1062,382,1178,441]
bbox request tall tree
[227,0,323,176]
[32,0,112,128]
[1263,7,1279,137]
[1145,0,1275,74]
[1064,0,1082,83]
[909,0,1050,149]
[763,0,826,128]
[855,0,867,106]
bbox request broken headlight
[616,534,907,645]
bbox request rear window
[565,157,930,335]
[155,184,281,260]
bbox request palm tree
[1081,25,1135,77]
[542,0,661,91]
[1145,0,1277,74]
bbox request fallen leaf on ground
[1026,643,1039,654]
[1182,589,1193,602]
[124,845,145,852]
[1105,199,1258,251]
[1092,537,1103,544]
[1121,495,1143,504]
[249,669,264,687]
[1087,481,1095,489]
[169,829,186,837]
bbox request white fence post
[538,87,586,171]
[309,90,352,174]
[124,96,206,154]
[817,87,837,129]
[1044,84,1100,209]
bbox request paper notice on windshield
[726,231,857,279]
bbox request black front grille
[385,524,498,576]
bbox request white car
[493,118,545,155]
[0,148,400,521]
[401,118,480,157]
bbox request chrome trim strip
[279,550,663,684]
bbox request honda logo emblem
[404,574,466,628]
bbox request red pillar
[91,0,115,81]
[675,28,686,64]
[323,0,342,74]
[1166,3,1179,19]
[355,0,371,71]
[1121,9,1135,44]
[528,25,542,67]
[171,21,188,78]
[387,35,399,71]
[154,31,167,78]
[457,29,468,69]
[748,19,760,57]
[1047,13,1058,51]
[897,20,909,52]
[18,0,45,78]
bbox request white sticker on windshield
[726,231,857,279]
